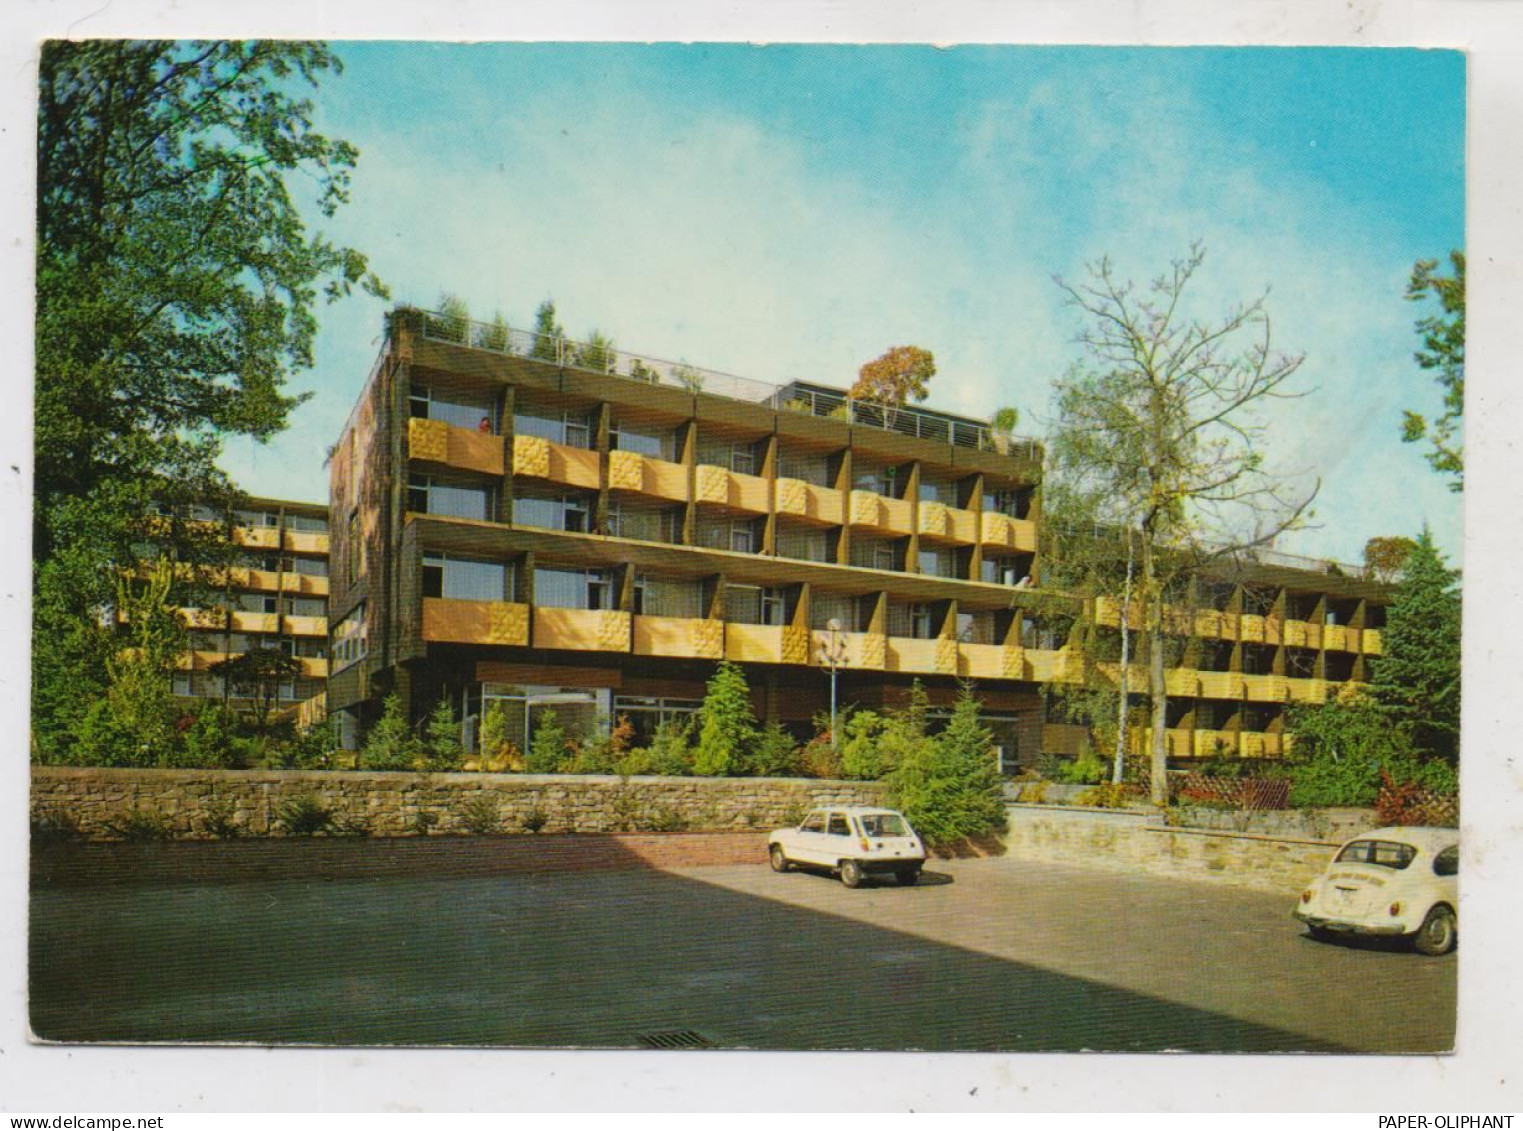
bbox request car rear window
[1433,845,1459,876]
[858,813,910,838]
[1335,839,1417,869]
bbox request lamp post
[818,617,848,749]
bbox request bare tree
[1047,244,1318,803]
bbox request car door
[790,810,830,866]
[824,810,853,865]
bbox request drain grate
[637,1029,715,1050]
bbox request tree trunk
[1143,537,1169,806]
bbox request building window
[171,672,192,696]
[606,503,679,543]
[410,383,497,432]
[724,584,786,626]
[855,465,896,496]
[777,448,830,486]
[918,548,954,578]
[776,524,828,563]
[408,475,492,521]
[610,420,674,460]
[534,567,614,611]
[345,509,360,587]
[982,488,1030,519]
[850,537,898,571]
[514,409,592,448]
[332,603,369,672]
[422,554,511,601]
[980,557,1025,586]
[515,493,593,534]
[479,683,609,754]
[234,509,277,528]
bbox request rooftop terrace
[408,307,1042,460]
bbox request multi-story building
[168,497,331,724]
[325,306,1389,767]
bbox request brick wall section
[1004,805,1342,894]
[30,766,887,841]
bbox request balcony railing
[415,308,1040,456]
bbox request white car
[1295,826,1459,955]
[768,806,926,888]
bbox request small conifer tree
[692,660,758,776]
[422,697,464,772]
[526,708,568,773]
[359,693,418,771]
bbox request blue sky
[221,43,1466,566]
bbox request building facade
[324,307,1389,767]
[168,497,330,725]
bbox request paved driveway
[29,846,1454,1052]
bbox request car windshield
[858,813,910,838]
[1335,839,1418,870]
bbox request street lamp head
[826,618,842,632]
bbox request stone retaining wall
[30,766,887,841]
[1004,804,1342,894]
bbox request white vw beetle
[1295,826,1459,955]
[768,807,926,888]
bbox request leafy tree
[529,299,565,362]
[526,708,568,773]
[1363,535,1418,583]
[210,647,303,734]
[1284,689,1406,807]
[34,41,384,754]
[272,716,337,770]
[481,311,511,353]
[1401,251,1465,490]
[422,697,464,772]
[692,660,758,776]
[672,363,706,394]
[178,702,257,769]
[1369,529,1461,765]
[1047,244,1316,803]
[849,345,936,408]
[478,700,520,771]
[643,717,695,775]
[358,693,419,771]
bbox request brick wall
[30,766,887,841]
[1004,804,1342,894]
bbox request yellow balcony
[608,450,688,503]
[1163,728,1193,758]
[1193,609,1222,638]
[1166,669,1200,697]
[1243,673,1290,702]
[1238,614,1265,643]
[513,434,599,490]
[1263,616,1283,646]
[532,607,631,653]
[1240,732,1266,759]
[1362,628,1383,656]
[408,416,505,477]
[811,629,888,671]
[1198,671,1245,699]
[1041,723,1088,757]
[917,501,951,540]
[847,490,913,536]
[1218,612,1240,640]
[1194,729,1238,758]
[978,510,1037,552]
[281,573,329,597]
[1094,595,1143,631]
[771,476,841,524]
[1025,647,1084,683]
[1262,732,1285,757]
[697,465,772,515]
[233,526,280,550]
[1098,660,1148,690]
[423,597,530,646]
[283,529,329,555]
[724,623,811,666]
[225,567,282,592]
[296,656,329,678]
[284,614,328,637]
[1322,624,1348,652]
[229,610,279,634]
[1286,677,1331,704]
[886,636,958,675]
[958,641,1024,680]
[634,615,726,661]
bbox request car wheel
[769,844,791,873]
[895,868,920,887]
[1307,925,1334,944]
[1413,905,1457,956]
[840,860,864,888]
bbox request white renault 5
[1295,826,1459,955]
[768,806,926,888]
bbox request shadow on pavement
[31,837,1356,1052]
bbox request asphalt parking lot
[29,843,1455,1052]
